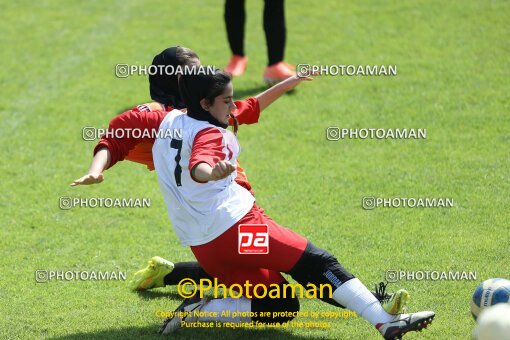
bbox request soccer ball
[471,278,510,320]
[472,304,510,340]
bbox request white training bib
[152,110,255,246]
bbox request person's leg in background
[224,0,249,76]
[262,0,295,84]
[263,0,285,66]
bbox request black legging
[164,262,212,285]
[224,0,286,66]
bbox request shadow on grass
[135,289,183,300]
[52,325,319,340]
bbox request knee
[288,242,335,277]
[288,242,355,286]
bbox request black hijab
[178,70,231,129]
[149,47,186,109]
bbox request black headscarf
[149,47,186,109]
[178,70,231,129]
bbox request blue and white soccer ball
[471,278,510,320]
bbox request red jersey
[94,97,260,192]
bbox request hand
[278,74,314,92]
[210,161,236,180]
[256,73,316,111]
[70,173,104,186]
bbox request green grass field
[1,0,509,339]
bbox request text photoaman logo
[177,278,332,300]
[82,126,183,141]
[59,196,150,209]
[362,197,454,209]
[35,270,127,282]
[297,64,397,77]
[115,64,217,78]
[326,127,426,141]
[385,270,477,282]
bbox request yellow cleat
[373,282,410,315]
[381,289,410,315]
[129,256,174,291]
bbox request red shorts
[191,204,307,293]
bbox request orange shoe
[282,61,296,70]
[263,62,295,85]
[224,55,248,77]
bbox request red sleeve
[230,97,260,125]
[189,128,227,182]
[189,127,255,191]
[93,109,168,169]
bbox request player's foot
[377,311,435,339]
[159,295,207,335]
[373,282,410,315]
[282,61,296,70]
[129,256,174,291]
[225,55,248,77]
[263,61,295,85]
[382,289,410,315]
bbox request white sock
[332,278,395,326]
[198,297,252,323]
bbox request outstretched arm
[255,74,313,111]
[71,148,110,186]
[70,108,167,186]
[232,74,314,126]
